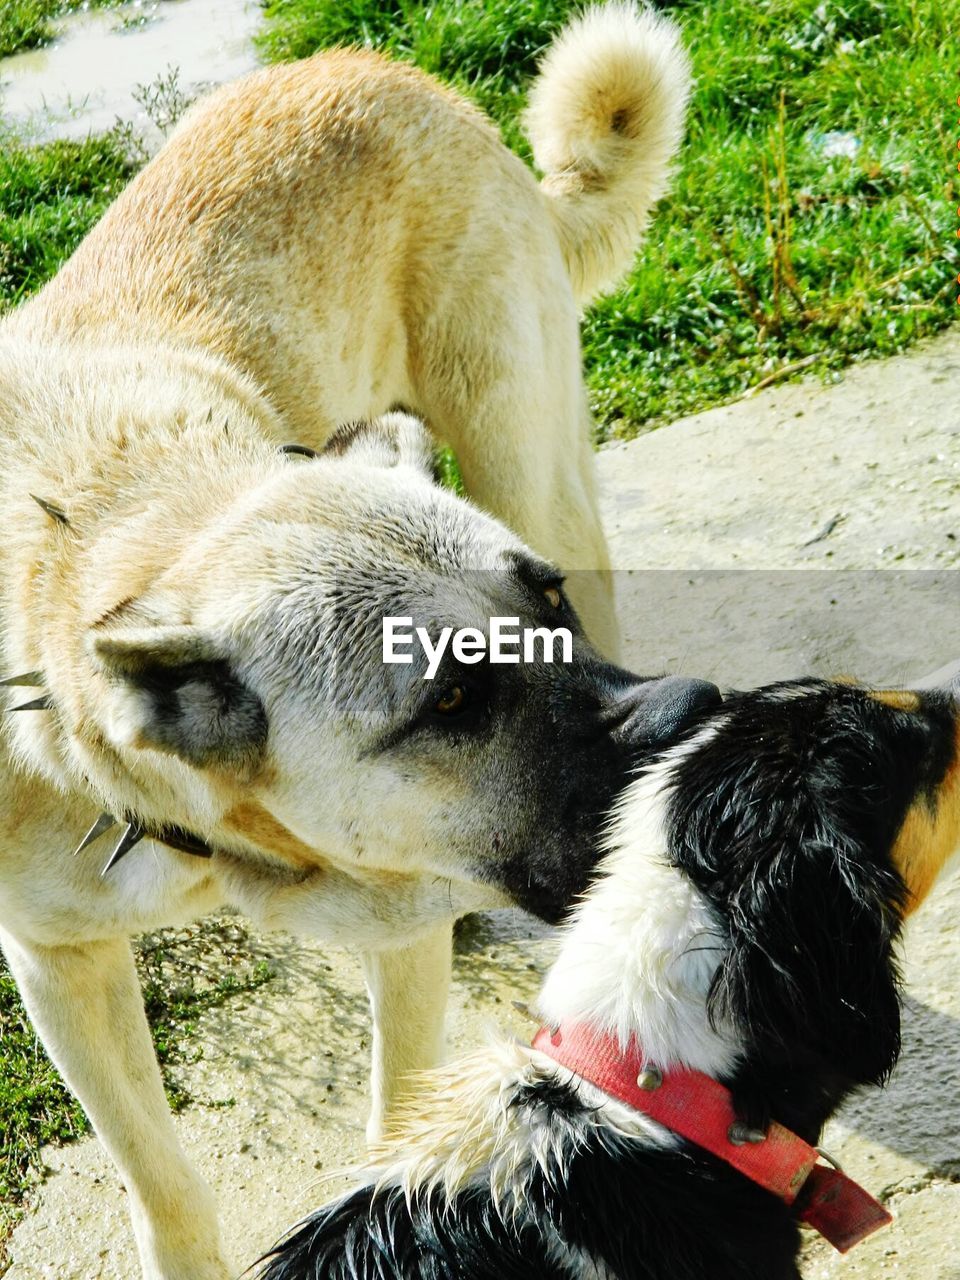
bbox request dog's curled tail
[524,3,692,307]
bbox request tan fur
[0,7,691,1277]
[868,689,960,910]
[526,3,691,303]
[4,10,689,647]
[223,800,328,870]
[892,723,960,912]
[871,689,922,712]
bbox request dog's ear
[323,411,435,477]
[672,767,905,1088]
[90,624,267,771]
[717,820,903,1086]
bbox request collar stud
[636,1065,663,1091]
[728,1121,767,1146]
[534,1020,892,1253]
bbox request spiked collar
[74,812,214,876]
[532,1020,892,1254]
[1,673,216,875]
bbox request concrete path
[4,327,960,1277]
[604,325,960,1280]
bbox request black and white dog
[257,675,960,1280]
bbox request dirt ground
[5,327,960,1277]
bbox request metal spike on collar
[279,443,318,459]
[100,823,146,876]
[510,1000,537,1022]
[8,694,52,711]
[74,812,117,857]
[0,672,44,688]
[30,495,70,525]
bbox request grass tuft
[0,129,136,307]
[0,0,123,60]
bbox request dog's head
[544,673,960,1130]
[28,413,719,924]
[667,678,959,1093]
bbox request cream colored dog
[0,5,692,1277]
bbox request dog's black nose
[610,676,722,750]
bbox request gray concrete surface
[4,327,960,1277]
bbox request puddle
[0,0,262,143]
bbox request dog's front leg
[0,929,230,1280]
[221,861,495,1143]
[360,921,452,1143]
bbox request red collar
[532,1020,892,1254]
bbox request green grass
[0,0,125,59]
[0,130,137,308]
[259,0,957,438]
[0,920,274,1244]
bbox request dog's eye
[544,586,562,609]
[434,685,467,715]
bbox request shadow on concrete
[838,995,960,1179]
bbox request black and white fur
[256,678,960,1280]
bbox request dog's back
[11,8,690,449]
